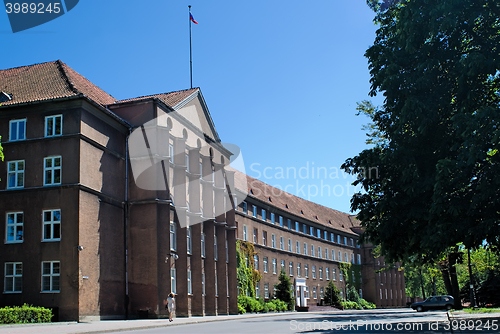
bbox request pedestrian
[167,292,175,322]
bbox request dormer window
[0,91,12,102]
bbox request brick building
[0,60,404,321]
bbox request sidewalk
[0,311,297,334]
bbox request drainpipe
[124,128,131,319]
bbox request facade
[0,60,404,321]
[232,173,406,308]
[0,61,237,321]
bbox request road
[113,309,499,334]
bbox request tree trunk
[419,268,426,299]
[448,253,462,309]
[440,262,453,297]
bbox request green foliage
[0,304,52,324]
[323,280,342,307]
[340,300,362,310]
[236,240,262,298]
[236,296,288,313]
[274,269,295,311]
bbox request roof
[116,88,199,108]
[233,170,361,236]
[0,60,116,107]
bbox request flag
[190,13,198,24]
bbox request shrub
[359,298,376,309]
[340,300,362,310]
[0,304,52,324]
[324,280,342,308]
[238,304,246,314]
[274,269,295,311]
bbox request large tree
[343,0,500,306]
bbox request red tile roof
[116,88,199,108]
[0,60,116,107]
[233,170,360,236]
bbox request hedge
[0,304,52,324]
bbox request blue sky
[1,0,383,214]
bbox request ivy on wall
[236,240,262,297]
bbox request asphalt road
[114,309,500,334]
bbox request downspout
[124,127,131,319]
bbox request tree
[342,0,500,309]
[324,280,342,308]
[274,269,294,311]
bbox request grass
[462,307,500,314]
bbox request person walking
[167,293,175,322]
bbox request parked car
[411,295,454,312]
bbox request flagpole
[189,5,193,89]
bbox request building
[0,60,238,320]
[232,173,406,308]
[0,60,404,321]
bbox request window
[287,219,291,229]
[309,226,314,235]
[313,287,317,299]
[6,212,23,243]
[252,206,257,218]
[41,261,60,292]
[43,156,62,186]
[7,160,24,189]
[350,238,354,247]
[311,245,315,257]
[4,262,22,293]
[256,282,260,298]
[344,253,348,263]
[320,287,324,299]
[263,257,268,273]
[261,209,266,221]
[324,231,328,240]
[297,263,301,277]
[253,228,258,243]
[271,234,276,248]
[332,250,336,261]
[333,268,337,280]
[280,236,284,250]
[338,251,342,262]
[344,236,347,245]
[337,235,340,244]
[170,221,176,251]
[289,261,293,276]
[351,254,355,264]
[170,268,176,294]
[279,216,283,227]
[9,119,26,141]
[357,254,362,265]
[303,242,307,255]
[201,232,206,257]
[288,239,292,252]
[319,267,323,279]
[185,154,190,172]
[187,269,192,295]
[214,229,218,261]
[296,241,300,254]
[305,264,309,278]
[305,286,310,299]
[317,228,321,238]
[281,260,285,270]
[169,144,174,163]
[312,265,316,279]
[330,233,334,242]
[303,224,307,234]
[45,115,62,137]
[262,231,267,246]
[254,255,259,270]
[243,225,248,241]
[242,201,247,213]
[264,283,269,298]
[271,213,275,224]
[272,258,277,274]
[318,246,322,259]
[325,248,329,260]
[340,270,343,281]
[43,209,61,241]
[295,221,299,231]
[326,267,330,280]
[187,226,192,254]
